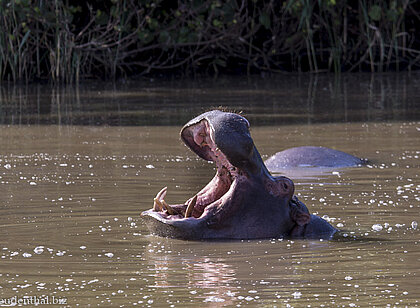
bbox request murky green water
[0,74,419,307]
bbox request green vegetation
[1,0,419,82]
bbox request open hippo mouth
[141,110,336,240]
[147,114,246,221]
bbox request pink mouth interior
[157,119,243,219]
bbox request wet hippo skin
[141,110,338,240]
[265,146,365,171]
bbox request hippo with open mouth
[141,110,337,240]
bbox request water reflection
[1,73,419,126]
[142,235,402,306]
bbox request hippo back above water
[265,146,365,172]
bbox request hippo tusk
[153,198,163,211]
[161,200,176,215]
[153,187,167,211]
[185,195,198,218]
[156,187,167,201]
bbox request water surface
[1,73,419,126]
[0,74,419,307]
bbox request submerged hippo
[141,110,337,240]
[265,146,365,171]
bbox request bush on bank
[1,0,419,82]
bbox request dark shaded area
[1,1,420,82]
[0,74,419,126]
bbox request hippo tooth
[156,186,167,201]
[185,195,198,218]
[161,200,176,215]
[153,198,163,211]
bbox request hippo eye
[283,183,288,190]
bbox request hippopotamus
[265,146,365,171]
[141,110,337,240]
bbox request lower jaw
[150,177,238,221]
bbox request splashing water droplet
[372,224,383,231]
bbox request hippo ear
[289,197,311,226]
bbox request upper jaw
[180,110,251,165]
[180,113,215,162]
[180,110,269,175]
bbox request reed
[0,0,419,83]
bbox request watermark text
[0,296,67,306]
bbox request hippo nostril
[283,183,288,190]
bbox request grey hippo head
[141,110,337,240]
